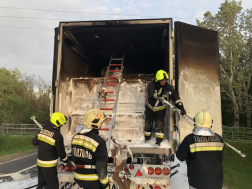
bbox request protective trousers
[144,106,166,142]
[75,179,102,189]
[37,166,59,189]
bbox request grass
[0,134,37,157]
[223,141,252,189]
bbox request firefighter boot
[144,121,153,142]
[155,137,163,146]
[144,135,151,142]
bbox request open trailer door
[175,21,222,143]
[52,27,59,113]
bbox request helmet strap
[91,124,99,129]
[93,129,99,134]
[56,120,60,127]
[163,73,167,79]
[53,126,60,131]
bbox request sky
[0,0,252,83]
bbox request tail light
[163,168,170,175]
[148,167,154,175]
[155,167,162,175]
[64,165,70,171]
[125,167,129,172]
[129,164,134,170]
[57,164,64,171]
[71,165,76,172]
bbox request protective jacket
[176,133,224,189]
[32,121,68,167]
[146,80,181,112]
[71,129,109,189]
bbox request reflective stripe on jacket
[37,158,58,167]
[72,135,99,153]
[189,142,224,153]
[74,172,99,181]
[146,101,166,112]
[38,134,55,146]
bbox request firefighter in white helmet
[145,69,186,146]
[176,110,224,189]
[32,112,70,189]
[71,109,109,189]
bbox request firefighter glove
[101,182,110,189]
[175,102,186,115]
[157,92,162,98]
[157,91,167,99]
[162,91,171,97]
[63,156,71,164]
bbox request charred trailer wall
[61,42,95,81]
[56,35,97,135]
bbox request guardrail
[222,126,252,141]
[0,123,42,137]
[1,123,251,140]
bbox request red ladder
[97,54,124,153]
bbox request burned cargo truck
[52,19,222,189]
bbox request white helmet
[83,109,107,129]
[194,110,213,128]
[193,110,214,136]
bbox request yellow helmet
[155,70,169,82]
[194,110,213,128]
[83,109,107,129]
[50,112,67,127]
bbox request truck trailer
[51,18,221,189]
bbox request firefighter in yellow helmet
[32,112,70,189]
[71,109,109,189]
[145,70,186,146]
[176,110,224,189]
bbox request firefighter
[71,109,109,189]
[32,112,69,189]
[176,110,224,189]
[145,69,186,146]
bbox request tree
[0,68,23,123]
[34,76,51,122]
[197,0,252,127]
[239,9,252,128]
[0,67,51,124]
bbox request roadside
[0,135,37,159]
[0,149,37,164]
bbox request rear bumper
[109,183,170,189]
[130,183,170,189]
